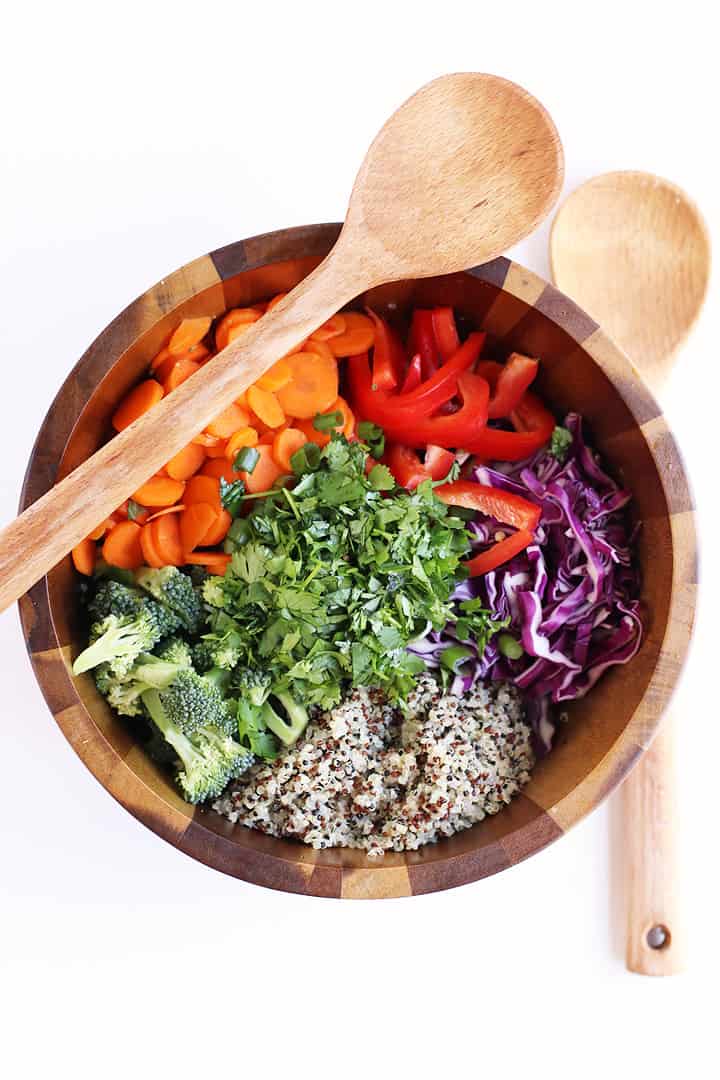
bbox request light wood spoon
[0,72,562,613]
[551,171,710,975]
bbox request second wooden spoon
[551,170,710,974]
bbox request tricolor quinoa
[213,673,534,854]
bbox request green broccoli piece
[93,654,187,717]
[143,688,253,804]
[235,668,272,707]
[136,566,204,635]
[202,576,227,610]
[153,668,234,735]
[155,636,194,669]
[192,626,244,672]
[261,692,309,747]
[73,609,168,677]
[87,579,144,622]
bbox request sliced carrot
[112,501,129,521]
[276,346,339,419]
[205,439,229,459]
[240,443,284,494]
[295,395,355,447]
[259,419,289,445]
[86,519,112,542]
[184,474,222,511]
[272,427,307,471]
[256,358,293,393]
[199,508,232,546]
[140,522,165,568]
[192,431,221,448]
[207,403,251,439]
[145,504,185,524]
[180,503,219,553]
[215,308,261,351]
[235,390,249,409]
[201,459,240,484]
[103,521,144,570]
[151,514,184,566]
[132,476,185,507]
[226,427,259,460]
[184,551,232,574]
[72,538,96,576]
[112,380,164,432]
[168,316,212,356]
[264,292,287,313]
[247,385,286,428]
[163,356,200,394]
[165,443,206,481]
[150,346,172,374]
[327,311,375,357]
[310,313,346,342]
[156,345,209,382]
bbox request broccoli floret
[87,579,144,622]
[192,638,216,673]
[143,688,253,804]
[73,610,166,677]
[202,576,227,610]
[136,567,204,634]
[261,692,309,747]
[155,668,233,735]
[235,668,272,707]
[92,654,186,716]
[192,627,244,672]
[155,636,194,669]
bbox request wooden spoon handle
[622,719,684,974]
[0,249,359,613]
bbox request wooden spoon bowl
[20,225,696,897]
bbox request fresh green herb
[290,441,321,475]
[233,446,260,474]
[432,460,461,486]
[550,425,572,461]
[498,632,524,660]
[127,499,146,521]
[313,409,343,433]
[440,643,474,672]
[202,434,504,710]
[357,420,385,459]
[219,477,247,516]
[454,597,509,648]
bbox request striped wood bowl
[19,224,696,898]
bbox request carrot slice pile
[180,503,218,553]
[168,316,212,355]
[133,476,185,507]
[327,312,375,357]
[165,443,206,481]
[276,345,338,419]
[272,427,307,471]
[112,380,164,432]
[103,521,144,570]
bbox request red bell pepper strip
[487,353,539,418]
[397,332,486,413]
[435,480,541,530]
[465,528,534,576]
[409,309,438,378]
[347,355,490,449]
[424,445,456,482]
[383,444,431,490]
[465,390,555,462]
[366,309,405,391]
[431,306,460,361]
[400,353,423,393]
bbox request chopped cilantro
[550,425,572,461]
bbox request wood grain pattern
[551,171,709,973]
[19,224,696,898]
[0,72,563,615]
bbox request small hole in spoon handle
[646,924,671,950]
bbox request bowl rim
[18,223,697,898]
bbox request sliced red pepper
[401,353,423,393]
[348,355,490,449]
[396,332,486,414]
[408,309,438,378]
[366,309,405,391]
[424,445,455,482]
[436,480,541,530]
[431,306,460,361]
[466,390,555,462]
[487,353,538,418]
[383,444,431,490]
[465,528,534,576]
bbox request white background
[1,2,717,1076]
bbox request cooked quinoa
[213,674,535,855]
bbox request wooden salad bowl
[20,224,696,898]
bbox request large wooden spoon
[0,73,562,613]
[551,171,710,975]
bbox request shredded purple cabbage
[408,413,642,753]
